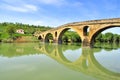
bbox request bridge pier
[41,37,93,47]
[82,43,93,48]
[82,38,93,48]
[82,42,91,48]
[52,38,62,44]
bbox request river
[0,42,120,80]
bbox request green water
[0,43,120,80]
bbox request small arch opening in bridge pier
[83,26,90,36]
[55,32,57,37]
[38,35,43,41]
[58,28,81,44]
[91,26,120,47]
[45,33,54,43]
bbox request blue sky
[0,0,120,33]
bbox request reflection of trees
[61,44,81,52]
[36,44,120,80]
[94,43,120,51]
[0,43,41,57]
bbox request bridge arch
[57,27,82,44]
[90,25,120,46]
[45,33,54,43]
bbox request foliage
[6,26,16,38]
[95,33,103,42]
[0,22,52,42]
[95,32,120,43]
[62,31,120,43]
[62,31,81,43]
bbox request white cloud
[0,0,38,12]
[1,0,66,6]
[24,4,38,11]
[37,0,66,6]
[3,4,38,12]
[72,2,83,7]
[38,0,59,4]
[15,19,44,26]
[27,20,43,26]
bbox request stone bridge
[35,44,120,80]
[34,18,120,47]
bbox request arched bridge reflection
[36,43,120,80]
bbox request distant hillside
[0,22,52,42]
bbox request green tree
[95,33,103,42]
[6,26,16,38]
[62,35,68,42]
[104,33,113,43]
[113,34,119,43]
[0,32,2,42]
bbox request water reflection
[36,43,120,80]
[0,43,41,57]
[0,43,120,80]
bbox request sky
[0,0,120,33]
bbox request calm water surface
[0,43,120,80]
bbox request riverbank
[0,36,39,43]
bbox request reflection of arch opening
[83,26,89,36]
[94,49,120,73]
[90,49,120,75]
[45,33,53,43]
[62,45,82,62]
[45,44,55,54]
[58,28,81,44]
[90,26,120,47]
[57,44,81,63]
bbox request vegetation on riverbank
[62,31,120,43]
[0,22,52,42]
